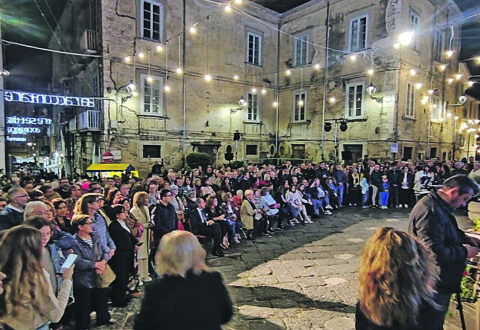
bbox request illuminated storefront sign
[6,136,27,142]
[6,116,53,125]
[4,90,95,108]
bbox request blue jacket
[71,232,106,289]
[92,211,116,260]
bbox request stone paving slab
[64,207,473,329]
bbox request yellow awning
[86,163,135,172]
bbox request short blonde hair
[155,230,209,277]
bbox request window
[143,145,161,158]
[294,34,308,66]
[406,81,415,118]
[247,32,261,65]
[345,83,364,118]
[433,30,443,61]
[410,11,419,49]
[430,97,443,121]
[349,16,367,51]
[142,0,162,41]
[293,92,306,122]
[140,74,163,115]
[246,145,258,155]
[247,93,259,122]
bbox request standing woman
[71,214,112,328]
[130,191,152,284]
[241,190,265,239]
[52,198,74,234]
[108,205,137,307]
[349,168,361,206]
[0,225,73,330]
[147,182,158,207]
[134,230,233,330]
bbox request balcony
[77,111,102,131]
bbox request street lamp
[367,82,383,104]
[230,96,247,113]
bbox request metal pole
[321,1,330,160]
[182,0,187,164]
[334,119,338,159]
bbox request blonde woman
[356,227,439,330]
[0,225,73,330]
[130,191,151,283]
[134,230,233,330]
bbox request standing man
[150,189,178,272]
[0,187,30,230]
[409,175,480,327]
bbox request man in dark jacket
[409,175,480,327]
[150,189,178,271]
[189,197,223,257]
[0,187,29,231]
[370,164,383,207]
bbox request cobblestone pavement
[77,206,474,329]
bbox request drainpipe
[321,1,331,161]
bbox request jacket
[71,232,106,289]
[134,271,233,330]
[409,190,468,293]
[92,211,116,260]
[152,202,178,240]
[0,205,24,231]
[240,199,255,230]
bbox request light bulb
[314,63,320,70]
[156,45,163,52]
[147,76,153,83]
[329,97,336,104]
[439,64,447,71]
[176,67,183,74]
[367,69,374,76]
[225,4,231,12]
[428,89,434,94]
[234,0,242,4]
[124,56,132,63]
[349,54,357,62]
[190,26,197,34]
[446,50,454,58]
[138,52,145,59]
[233,75,239,80]
[455,74,462,80]
[251,88,257,94]
[410,69,416,76]
[447,78,454,84]
[298,100,304,106]
[476,56,480,64]
[415,83,423,89]
[398,31,414,46]
[204,74,212,82]
[273,101,278,107]
[261,88,267,95]
[285,69,291,76]
[164,85,171,92]
[468,81,474,87]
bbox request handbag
[95,264,116,288]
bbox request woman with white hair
[134,230,233,329]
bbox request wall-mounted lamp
[367,82,383,104]
[459,94,467,105]
[231,96,247,113]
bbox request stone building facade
[50,0,477,176]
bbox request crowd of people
[0,155,479,329]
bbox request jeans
[337,184,344,204]
[361,192,369,207]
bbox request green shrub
[186,152,211,170]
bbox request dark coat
[134,270,233,330]
[108,220,136,279]
[409,190,468,293]
[0,205,24,231]
[152,202,178,241]
[189,208,208,234]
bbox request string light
[234,0,242,4]
[468,81,474,87]
[176,68,183,74]
[447,78,454,84]
[367,69,374,76]
[446,50,454,58]
[189,26,197,34]
[164,85,171,92]
[124,56,132,63]
[410,69,416,76]
[205,74,212,82]
[251,87,257,94]
[349,54,357,62]
[476,56,480,64]
[285,69,291,76]
[455,73,462,80]
[261,88,267,95]
[225,4,232,12]
[147,76,153,83]
[314,63,320,70]
[428,89,434,94]
[329,97,336,104]
[233,75,239,80]
[415,82,423,89]
[439,64,447,72]
[138,52,145,59]
[273,101,278,107]
[156,45,163,52]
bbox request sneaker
[233,237,240,244]
[362,206,368,209]
[141,276,153,283]
[325,205,333,210]
[397,205,402,208]
[324,210,332,215]
[404,204,408,208]
[381,206,388,209]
